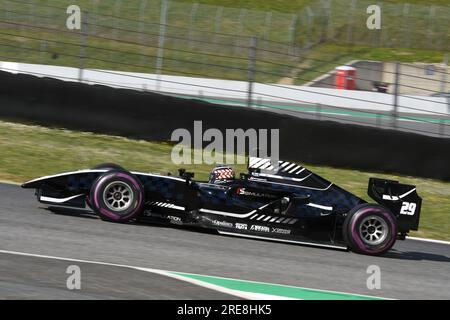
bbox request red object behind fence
[336,66,356,90]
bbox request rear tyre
[90,170,144,222]
[343,204,397,255]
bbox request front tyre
[90,170,144,222]
[343,204,397,255]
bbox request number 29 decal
[400,202,416,215]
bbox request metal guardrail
[0,0,449,137]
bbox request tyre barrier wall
[0,71,449,181]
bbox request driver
[208,166,235,184]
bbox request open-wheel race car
[21,157,422,255]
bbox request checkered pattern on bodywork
[46,172,188,202]
[197,183,263,214]
[137,175,182,200]
[66,173,101,191]
[245,179,364,215]
[44,170,364,217]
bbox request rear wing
[368,178,422,234]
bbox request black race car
[21,157,422,255]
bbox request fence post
[376,113,381,128]
[91,0,98,35]
[401,3,411,48]
[19,4,27,53]
[288,14,298,55]
[264,12,272,39]
[346,0,357,43]
[440,53,448,94]
[321,0,331,42]
[263,11,272,58]
[305,6,314,49]
[316,103,322,120]
[439,119,445,137]
[111,0,122,39]
[29,2,36,25]
[156,0,169,91]
[447,95,450,115]
[110,0,122,61]
[4,0,9,22]
[380,2,391,47]
[139,0,148,66]
[427,6,436,49]
[78,12,88,82]
[288,13,298,43]
[247,37,257,108]
[40,41,48,63]
[392,62,400,129]
[113,0,122,28]
[257,96,262,108]
[213,6,223,43]
[188,3,199,48]
[235,9,247,54]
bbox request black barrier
[0,71,449,180]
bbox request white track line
[0,249,289,300]
[0,249,389,300]
[134,267,295,300]
[156,270,390,300]
[0,180,20,185]
[406,236,450,245]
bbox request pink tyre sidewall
[91,171,144,222]
[349,206,397,255]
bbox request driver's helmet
[208,166,235,184]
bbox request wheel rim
[359,215,389,246]
[102,181,134,212]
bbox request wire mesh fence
[0,0,449,137]
[2,0,449,78]
[1,0,304,82]
[321,0,450,51]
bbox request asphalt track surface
[1,183,449,300]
